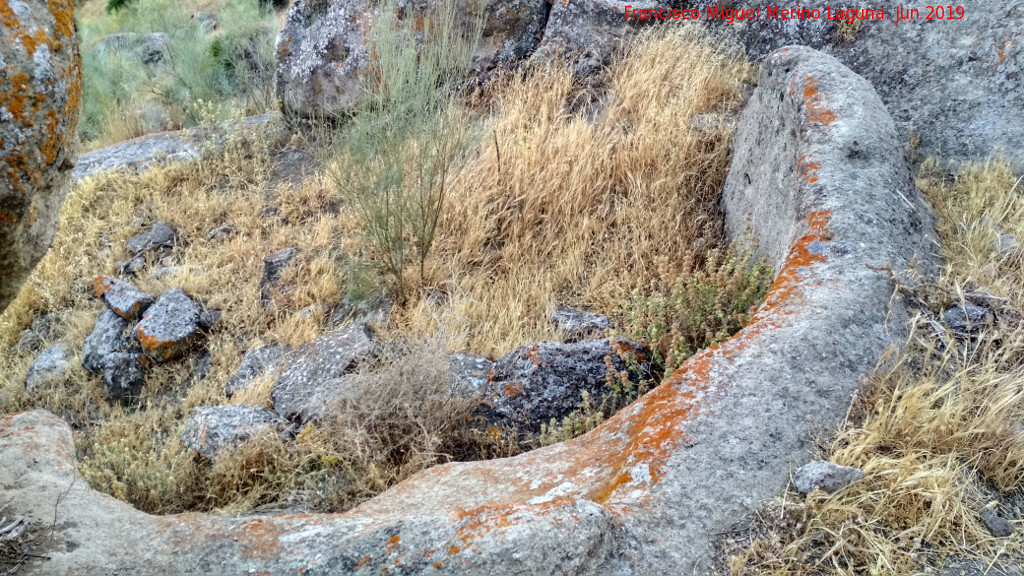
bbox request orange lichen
[355,555,371,570]
[236,518,281,561]
[501,382,523,398]
[798,155,821,184]
[93,275,115,297]
[802,77,838,126]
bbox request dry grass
[389,27,753,356]
[724,158,1024,575]
[0,28,755,514]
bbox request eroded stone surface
[181,405,285,460]
[692,0,1024,167]
[0,0,81,310]
[0,48,937,575]
[260,246,298,307]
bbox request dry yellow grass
[0,28,753,514]
[394,28,752,356]
[725,158,1024,575]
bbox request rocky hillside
[2,0,1023,575]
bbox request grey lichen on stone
[225,344,291,397]
[181,405,286,460]
[271,323,377,422]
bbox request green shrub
[329,0,483,300]
[79,0,278,147]
[623,247,773,375]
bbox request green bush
[79,0,278,146]
[330,0,483,300]
[623,247,774,375]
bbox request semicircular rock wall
[0,46,936,575]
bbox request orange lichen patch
[447,545,460,555]
[524,344,541,366]
[385,534,401,553]
[797,155,821,184]
[93,275,116,297]
[449,499,573,553]
[501,381,523,398]
[236,518,282,561]
[757,210,832,314]
[355,555,371,570]
[802,76,838,126]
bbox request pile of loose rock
[180,306,651,461]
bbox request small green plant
[623,246,773,375]
[330,0,483,300]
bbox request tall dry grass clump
[727,158,1024,575]
[391,27,753,356]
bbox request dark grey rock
[448,354,491,398]
[982,508,1016,538]
[203,225,233,243]
[550,306,611,341]
[793,460,864,494]
[943,302,995,335]
[484,338,651,434]
[101,352,146,404]
[225,344,290,397]
[134,288,204,362]
[260,247,298,307]
[532,0,662,76]
[93,275,154,320]
[181,405,285,460]
[275,0,549,117]
[26,345,71,391]
[328,293,391,328]
[271,324,376,422]
[82,309,134,373]
[198,309,222,330]
[13,313,61,355]
[126,221,177,255]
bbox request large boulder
[95,32,169,65]
[0,0,81,310]
[0,48,938,574]
[483,338,652,434]
[274,0,549,117]
[692,0,1024,167]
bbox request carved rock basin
[0,46,936,575]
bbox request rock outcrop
[274,0,549,117]
[0,47,937,574]
[692,0,1024,167]
[0,0,81,310]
